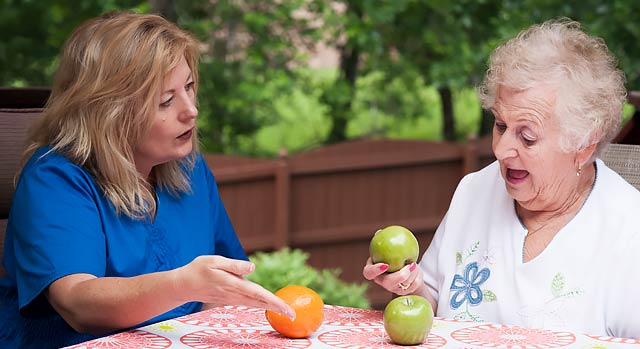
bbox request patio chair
[600,143,640,191]
[0,108,42,277]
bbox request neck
[517,161,596,230]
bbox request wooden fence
[206,137,496,309]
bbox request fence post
[461,137,479,176]
[273,149,290,249]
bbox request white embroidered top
[420,159,640,338]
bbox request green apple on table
[383,295,434,345]
[369,225,419,272]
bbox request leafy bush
[246,247,371,309]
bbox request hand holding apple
[383,295,433,345]
[369,225,419,273]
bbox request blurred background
[1,0,639,309]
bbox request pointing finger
[235,279,296,320]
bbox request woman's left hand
[362,257,423,296]
[173,255,295,320]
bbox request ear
[576,142,597,167]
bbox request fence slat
[274,159,290,249]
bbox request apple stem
[403,297,412,307]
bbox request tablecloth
[65,305,640,348]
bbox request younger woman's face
[134,56,197,177]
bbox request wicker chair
[600,143,640,191]
[0,108,42,277]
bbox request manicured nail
[409,263,417,272]
[379,264,389,272]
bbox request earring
[576,166,581,177]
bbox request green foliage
[0,0,148,86]
[174,0,323,154]
[226,67,483,155]
[496,0,640,89]
[231,68,333,156]
[1,0,638,154]
[246,248,371,309]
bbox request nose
[179,93,198,121]
[492,132,517,160]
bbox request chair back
[0,108,42,276]
[600,143,640,191]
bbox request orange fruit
[265,285,324,338]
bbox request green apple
[369,225,419,272]
[383,295,434,345]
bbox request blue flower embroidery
[450,262,490,309]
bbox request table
[65,305,640,348]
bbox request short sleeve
[7,152,106,314]
[200,156,247,261]
[419,212,448,304]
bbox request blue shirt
[0,147,247,348]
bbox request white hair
[478,18,626,158]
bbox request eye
[160,96,173,108]
[522,135,536,146]
[521,131,537,146]
[494,121,507,134]
[185,81,195,92]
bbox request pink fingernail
[379,264,389,272]
[409,263,417,272]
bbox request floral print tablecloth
[66,305,640,349]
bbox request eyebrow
[162,73,193,94]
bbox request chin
[505,187,530,203]
[177,144,194,158]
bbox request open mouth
[506,168,529,183]
[177,128,193,140]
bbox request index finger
[237,279,296,320]
[363,257,389,280]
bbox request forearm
[201,302,222,311]
[47,270,189,335]
[415,283,438,315]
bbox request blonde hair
[22,11,201,219]
[478,18,626,158]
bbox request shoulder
[190,152,214,183]
[440,161,510,224]
[592,159,640,208]
[589,160,640,250]
[184,152,220,196]
[18,147,96,192]
[452,161,504,202]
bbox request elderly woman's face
[491,85,583,211]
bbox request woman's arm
[46,255,294,335]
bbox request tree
[374,0,503,140]
[170,0,323,153]
[0,0,147,86]
[497,0,640,89]
[149,0,177,22]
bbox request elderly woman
[0,11,293,349]
[364,18,640,338]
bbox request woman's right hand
[362,257,423,296]
[174,255,295,320]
